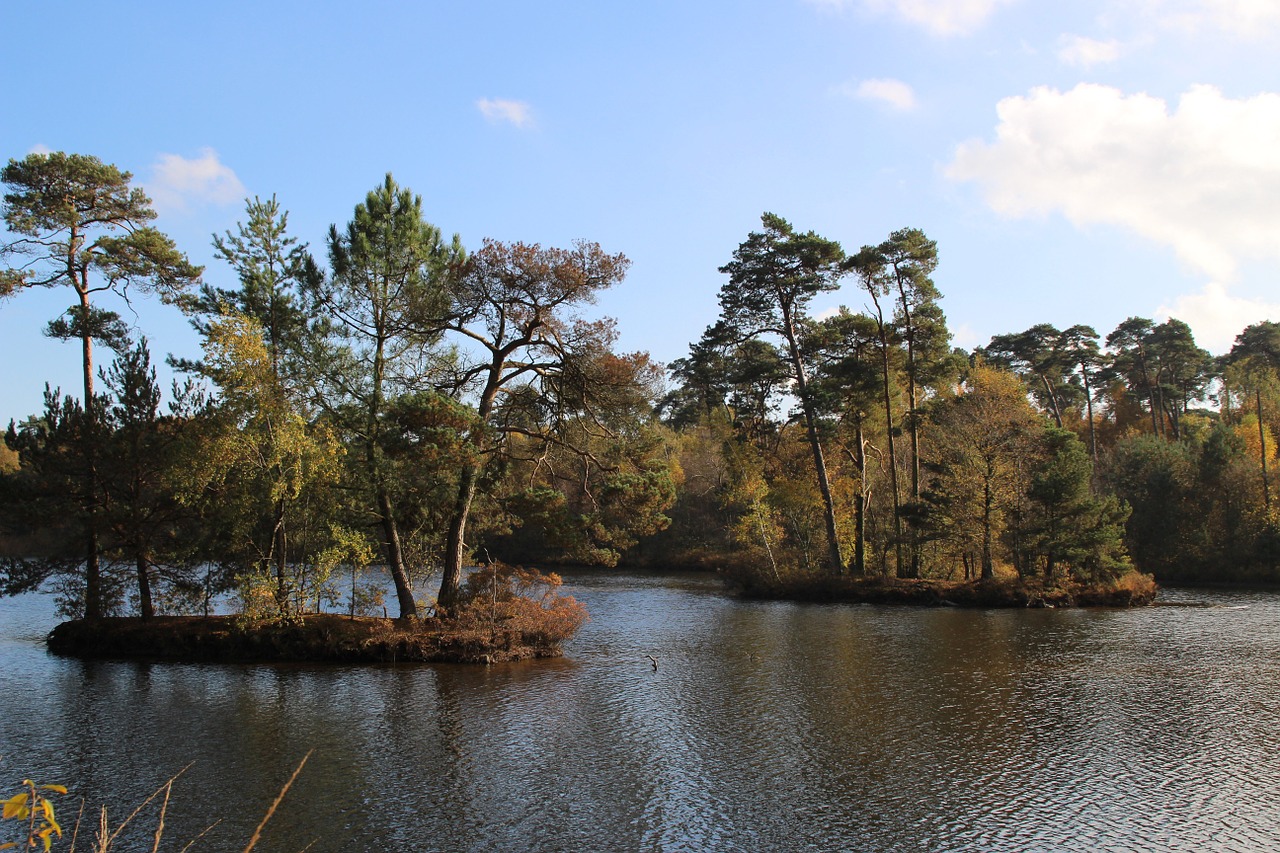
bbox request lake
[3,571,1280,852]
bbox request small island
[44,563,588,664]
[724,568,1158,608]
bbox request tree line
[1,154,1276,622]
[650,214,1280,587]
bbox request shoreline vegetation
[42,567,1157,666]
[722,567,1159,608]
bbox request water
[3,572,1280,852]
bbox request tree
[1106,317,1162,436]
[0,152,201,617]
[1060,325,1103,461]
[436,238,633,609]
[1227,321,1280,514]
[99,339,194,619]
[0,388,111,614]
[1103,434,1200,576]
[1025,427,1131,582]
[879,228,953,577]
[846,244,907,575]
[808,308,883,575]
[187,313,343,616]
[984,324,1080,429]
[926,363,1040,579]
[182,196,320,608]
[194,195,316,385]
[306,174,463,619]
[717,213,846,575]
[1147,319,1213,440]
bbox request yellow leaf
[0,841,16,850]
[2,793,28,820]
[38,786,67,795]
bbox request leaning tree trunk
[438,378,500,612]
[377,487,416,619]
[784,321,843,576]
[438,462,480,611]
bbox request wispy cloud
[840,77,919,111]
[947,83,1280,281]
[146,148,245,214]
[1132,0,1280,38]
[1158,282,1280,354]
[476,98,535,128]
[820,0,1019,37]
[28,143,52,156]
[1057,34,1123,67]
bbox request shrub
[451,562,589,652]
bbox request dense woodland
[2,152,1278,621]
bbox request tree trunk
[377,487,416,619]
[438,462,479,611]
[841,426,868,577]
[1082,368,1098,463]
[901,312,922,579]
[272,497,289,613]
[853,421,867,576]
[784,321,843,575]
[981,475,994,580]
[1260,389,1271,514]
[136,552,154,621]
[79,285,103,620]
[869,296,904,577]
[1039,374,1064,429]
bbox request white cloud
[861,0,1018,36]
[947,83,1280,281]
[1057,34,1123,67]
[842,77,919,111]
[1130,0,1280,37]
[28,143,52,156]
[476,98,534,128]
[146,148,245,214]
[1158,282,1280,354]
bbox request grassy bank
[725,569,1158,608]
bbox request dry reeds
[4,752,313,853]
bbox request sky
[2,0,1279,423]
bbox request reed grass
[3,752,312,853]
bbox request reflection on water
[3,575,1280,851]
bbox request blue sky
[3,1,1279,423]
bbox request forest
[2,151,1278,626]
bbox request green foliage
[305,174,465,619]
[1103,434,1202,577]
[1025,427,1132,583]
